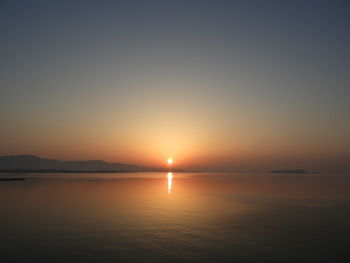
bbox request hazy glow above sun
[167,157,173,165]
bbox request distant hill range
[0,155,163,173]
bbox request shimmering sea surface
[0,172,349,263]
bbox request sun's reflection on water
[167,172,173,194]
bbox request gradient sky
[1,0,349,172]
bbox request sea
[0,172,349,263]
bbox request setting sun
[167,157,173,165]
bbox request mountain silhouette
[0,155,157,173]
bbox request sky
[0,0,349,172]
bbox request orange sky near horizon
[1,103,349,172]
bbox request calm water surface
[0,172,349,263]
